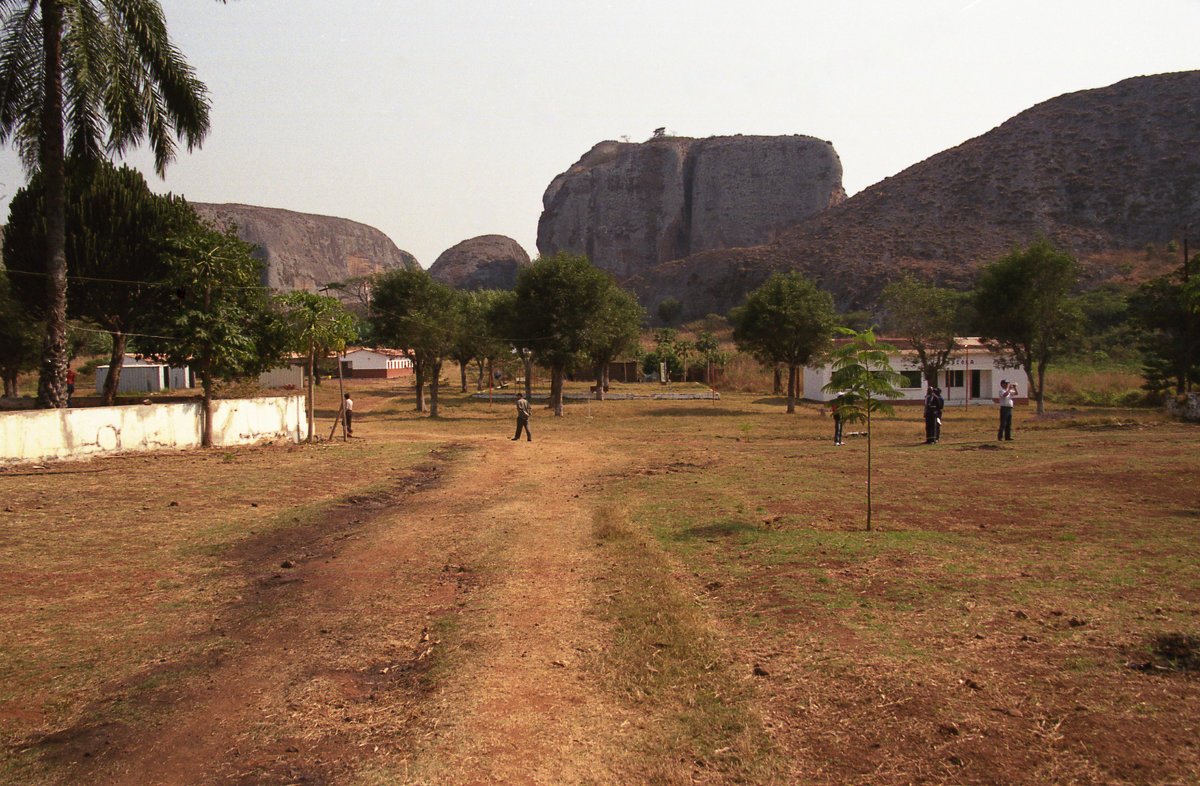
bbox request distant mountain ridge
[625,71,1200,317]
[192,203,419,293]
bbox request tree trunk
[101,331,128,406]
[430,360,442,417]
[35,0,68,410]
[866,404,873,531]
[414,365,426,412]
[201,355,214,448]
[201,283,215,447]
[594,363,604,401]
[550,367,564,416]
[523,355,533,400]
[786,363,797,413]
[475,358,487,391]
[305,349,315,441]
[1036,361,1047,415]
[2,371,16,398]
[772,366,782,395]
[459,361,468,393]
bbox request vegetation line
[590,502,780,781]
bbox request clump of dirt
[1130,633,1200,673]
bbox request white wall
[0,395,307,465]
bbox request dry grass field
[0,373,1197,784]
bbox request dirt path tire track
[58,433,639,785]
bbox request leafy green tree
[485,288,534,399]
[3,159,197,403]
[1130,270,1200,396]
[641,328,692,383]
[0,271,40,396]
[822,327,902,531]
[656,297,682,326]
[0,0,213,408]
[138,222,284,447]
[369,268,458,416]
[448,289,509,393]
[974,238,1081,414]
[278,291,357,441]
[511,252,614,416]
[730,271,835,413]
[693,330,730,386]
[881,274,968,387]
[585,286,643,400]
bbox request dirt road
[60,433,642,785]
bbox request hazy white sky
[2,0,1198,266]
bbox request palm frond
[0,0,42,170]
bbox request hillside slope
[628,71,1199,316]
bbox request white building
[341,348,414,379]
[95,355,191,394]
[803,337,1030,406]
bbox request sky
[1,0,1199,267]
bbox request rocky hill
[429,235,530,290]
[626,71,1199,317]
[537,134,845,280]
[193,203,419,293]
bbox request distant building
[803,337,1030,406]
[341,348,414,378]
[95,355,191,394]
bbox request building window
[899,370,923,388]
[945,370,964,388]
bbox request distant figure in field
[66,368,76,407]
[343,393,353,437]
[923,385,943,444]
[512,392,531,441]
[831,400,844,446]
[998,380,1017,441]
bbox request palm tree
[0,0,212,408]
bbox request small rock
[1068,617,1087,628]
[1014,610,1028,620]
[280,560,294,569]
[168,501,179,507]
[938,722,960,736]
[752,664,770,677]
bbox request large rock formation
[626,71,1200,317]
[428,235,530,290]
[537,135,844,280]
[193,203,419,292]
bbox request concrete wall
[0,395,307,465]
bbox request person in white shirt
[343,393,353,437]
[997,380,1016,441]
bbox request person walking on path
[512,392,532,441]
[343,393,353,437]
[997,379,1017,441]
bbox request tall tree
[0,270,40,396]
[730,271,835,413]
[138,221,284,447]
[585,285,643,400]
[822,327,902,532]
[974,238,1081,414]
[1130,270,1200,396]
[3,159,196,403]
[880,273,969,387]
[368,268,458,416]
[511,253,614,416]
[277,291,357,442]
[0,0,212,408]
[486,288,534,399]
